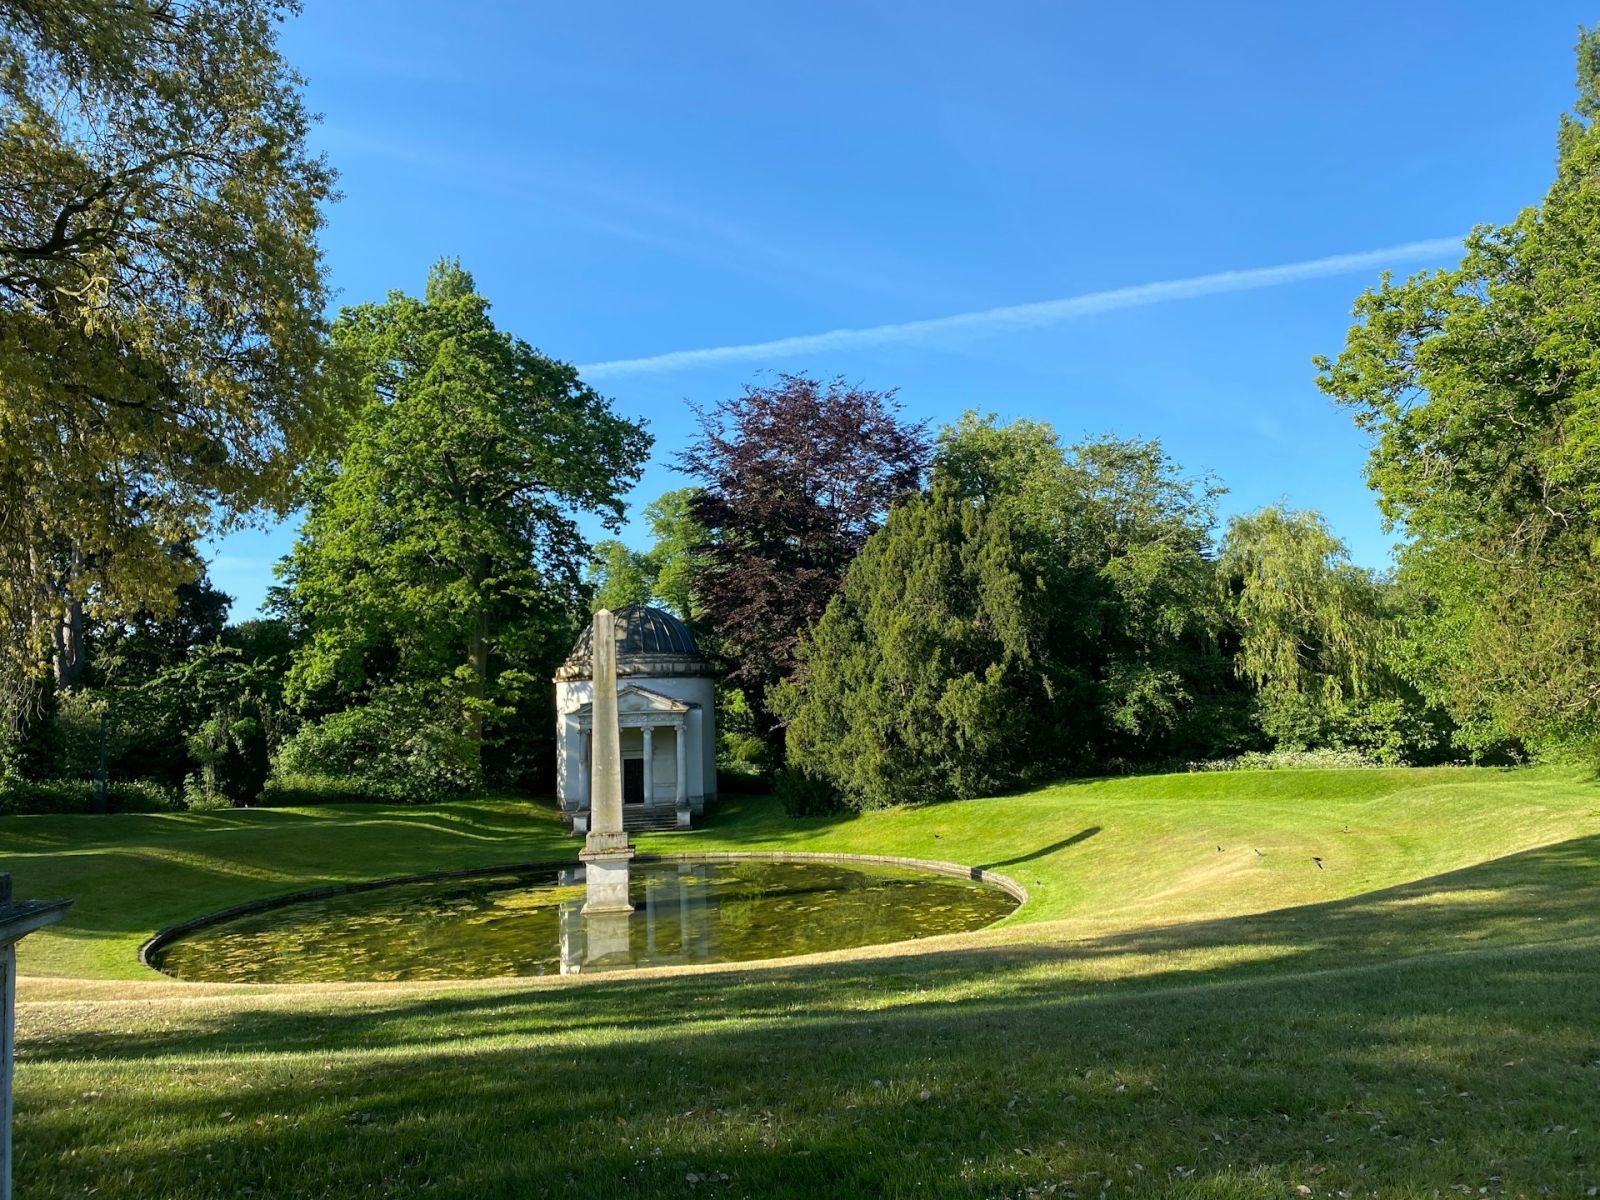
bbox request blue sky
[210,1,1592,614]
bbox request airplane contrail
[578,236,1462,380]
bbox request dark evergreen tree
[773,485,1058,810]
[934,413,1245,765]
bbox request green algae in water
[151,860,1019,983]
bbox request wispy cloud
[317,128,941,305]
[579,237,1463,380]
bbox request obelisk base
[579,840,636,914]
[581,908,634,967]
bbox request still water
[150,858,1019,982]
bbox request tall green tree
[774,485,1055,809]
[1216,505,1442,761]
[0,0,344,705]
[1316,29,1600,755]
[1217,506,1386,705]
[584,487,706,618]
[641,488,705,622]
[934,414,1238,762]
[586,540,655,613]
[280,260,651,775]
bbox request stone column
[688,705,706,811]
[674,719,690,828]
[642,724,655,806]
[582,909,633,968]
[1,875,71,1200]
[579,610,634,913]
[674,720,687,805]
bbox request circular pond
[148,858,1020,982]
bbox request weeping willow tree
[1218,506,1386,702]
[1217,505,1441,760]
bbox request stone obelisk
[580,608,635,914]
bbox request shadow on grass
[25,832,1600,1057]
[13,807,584,949]
[977,826,1100,871]
[17,835,1600,1197]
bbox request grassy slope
[11,766,1600,1197]
[8,765,1597,981]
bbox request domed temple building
[553,604,718,832]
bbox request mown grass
[10,765,1600,1197]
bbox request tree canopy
[682,374,930,742]
[585,488,706,619]
[279,260,651,778]
[0,0,344,703]
[1316,27,1600,755]
[775,485,1053,809]
[934,414,1237,763]
[1217,505,1387,706]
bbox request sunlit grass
[11,765,1600,981]
[9,766,1600,1196]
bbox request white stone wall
[554,674,718,813]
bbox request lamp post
[0,874,70,1200]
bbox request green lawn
[11,766,1600,1197]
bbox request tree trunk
[52,594,84,690]
[463,601,490,771]
[50,544,85,689]
[460,510,489,771]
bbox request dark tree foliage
[934,414,1247,766]
[774,485,1060,810]
[93,565,236,785]
[103,567,231,678]
[681,374,930,744]
[0,555,302,806]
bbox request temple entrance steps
[623,807,681,833]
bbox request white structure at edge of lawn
[554,603,717,832]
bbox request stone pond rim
[135,851,1030,978]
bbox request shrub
[772,767,845,816]
[0,777,177,815]
[1256,691,1449,766]
[274,689,481,804]
[716,766,772,796]
[257,772,409,807]
[185,709,271,807]
[1188,748,1382,772]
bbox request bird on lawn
[1254,849,1262,856]
[1312,856,1324,870]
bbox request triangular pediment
[572,684,693,719]
[618,685,691,714]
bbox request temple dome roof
[555,604,712,681]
